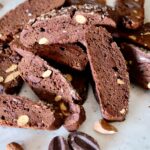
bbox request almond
[94,119,118,134]
[65,74,73,82]
[4,71,20,83]
[6,64,18,73]
[60,103,67,111]
[0,76,4,83]
[42,70,52,78]
[117,79,125,85]
[17,115,29,126]
[75,15,87,24]
[38,37,49,45]
[55,95,62,102]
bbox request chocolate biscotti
[20,4,116,47]
[0,0,65,40]
[0,40,23,94]
[115,0,144,29]
[120,42,150,89]
[11,39,88,71]
[0,94,63,130]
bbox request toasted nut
[60,103,67,111]
[129,35,137,40]
[147,82,150,89]
[17,115,29,126]
[117,79,125,85]
[6,142,24,150]
[65,74,73,82]
[75,15,87,24]
[0,76,4,83]
[55,95,62,101]
[94,119,118,134]
[42,70,52,78]
[6,64,18,73]
[4,71,20,83]
[120,108,126,114]
[38,37,49,45]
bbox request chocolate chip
[68,131,100,150]
[48,136,70,150]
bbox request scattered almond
[94,119,118,134]
[4,71,20,83]
[42,70,52,78]
[117,79,125,85]
[6,142,24,150]
[55,95,62,102]
[60,103,67,111]
[38,37,49,45]
[6,64,18,73]
[75,15,87,24]
[17,115,29,126]
[0,76,4,83]
[129,35,137,40]
[65,74,73,82]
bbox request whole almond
[4,71,20,83]
[42,70,52,78]
[6,142,24,150]
[6,64,18,73]
[17,115,29,126]
[38,37,49,45]
[75,15,87,24]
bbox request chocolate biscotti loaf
[0,40,23,94]
[0,0,65,41]
[0,94,63,130]
[115,0,144,29]
[20,4,116,47]
[120,42,150,89]
[11,39,88,71]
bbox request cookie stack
[0,0,147,133]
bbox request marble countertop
[0,0,150,150]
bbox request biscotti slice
[120,42,150,89]
[20,4,116,47]
[0,0,65,40]
[17,51,81,103]
[85,26,129,121]
[0,40,23,94]
[115,0,144,29]
[0,94,63,130]
[11,39,88,71]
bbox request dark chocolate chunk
[49,136,70,150]
[120,42,150,89]
[0,0,65,41]
[115,0,144,29]
[68,131,100,150]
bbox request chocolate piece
[0,94,63,130]
[113,23,150,50]
[120,42,150,89]
[11,39,88,71]
[68,131,100,150]
[20,4,116,47]
[0,40,23,94]
[115,0,144,29]
[0,0,65,40]
[49,136,70,150]
[85,26,129,121]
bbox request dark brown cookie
[0,94,63,130]
[0,0,65,41]
[20,4,116,47]
[0,40,23,94]
[68,131,100,150]
[49,136,70,150]
[120,42,150,89]
[113,23,150,50]
[115,0,144,29]
[11,39,88,71]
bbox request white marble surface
[0,0,150,150]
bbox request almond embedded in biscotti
[0,76,4,83]
[17,115,29,126]
[4,71,20,83]
[129,35,137,40]
[55,95,62,102]
[5,64,18,73]
[94,119,118,134]
[60,103,67,111]
[117,79,125,85]
[75,15,87,24]
[38,37,49,45]
[6,142,24,150]
[42,70,52,78]
[120,108,126,114]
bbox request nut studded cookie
[120,42,150,89]
[20,4,116,47]
[0,40,23,94]
[11,39,88,71]
[113,23,150,50]
[0,94,63,130]
[115,0,145,29]
[0,0,65,41]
